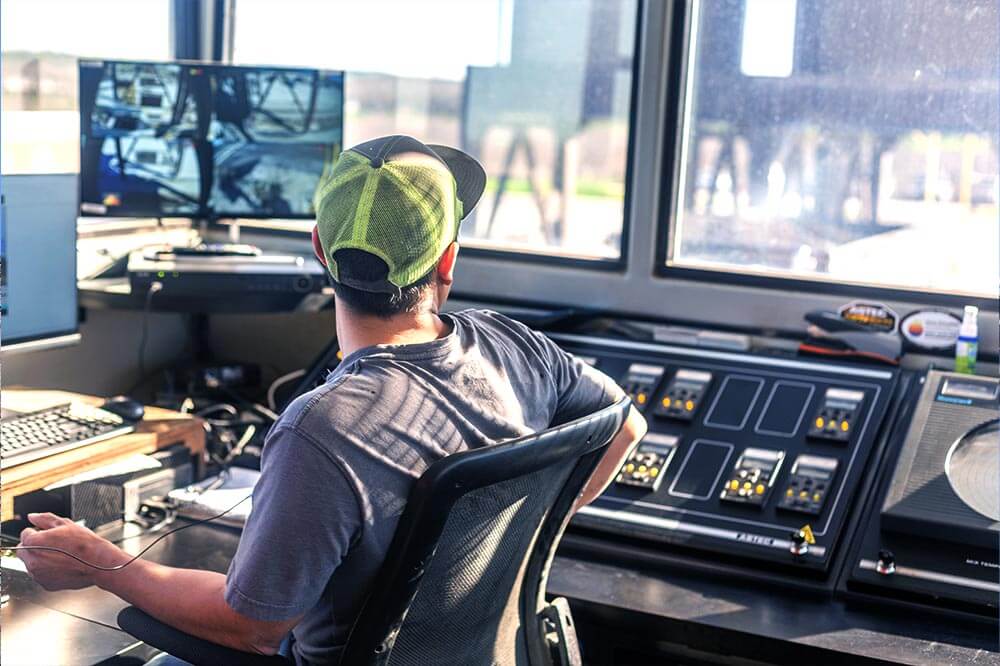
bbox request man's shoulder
[275,368,384,433]
[453,308,547,345]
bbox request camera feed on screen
[79,61,343,219]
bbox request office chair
[118,396,631,665]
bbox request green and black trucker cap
[313,134,486,296]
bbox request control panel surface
[557,333,899,578]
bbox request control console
[557,333,900,584]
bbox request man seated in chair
[17,135,647,665]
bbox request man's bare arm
[97,560,300,655]
[19,514,299,656]
[573,405,647,512]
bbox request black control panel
[653,369,713,422]
[777,454,839,516]
[615,433,678,492]
[807,387,865,443]
[719,447,785,506]
[619,363,665,412]
[556,333,899,582]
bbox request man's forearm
[573,405,647,511]
[96,560,281,654]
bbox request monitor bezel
[77,58,346,221]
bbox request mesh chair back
[339,397,629,666]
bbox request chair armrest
[539,597,582,666]
[116,606,291,666]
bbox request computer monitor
[78,60,344,220]
[0,175,80,352]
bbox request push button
[719,447,785,507]
[614,433,679,492]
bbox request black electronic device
[653,368,713,421]
[100,395,146,422]
[777,454,839,515]
[845,370,999,615]
[719,447,785,507]
[615,433,678,492]
[146,243,262,259]
[78,59,344,220]
[127,246,327,298]
[0,403,136,469]
[554,332,899,586]
[807,387,865,442]
[619,363,664,412]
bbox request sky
[2,0,172,60]
[1,0,513,81]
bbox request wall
[3,308,188,398]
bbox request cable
[194,403,240,418]
[2,493,251,572]
[267,368,306,410]
[135,281,163,389]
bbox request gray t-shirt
[224,309,621,664]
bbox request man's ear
[311,226,327,266]
[436,241,459,285]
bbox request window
[1,0,171,175]
[668,0,999,298]
[232,0,638,261]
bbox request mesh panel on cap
[314,147,462,289]
[314,151,373,283]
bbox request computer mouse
[100,396,145,422]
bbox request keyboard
[1,403,136,469]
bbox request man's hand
[18,512,129,591]
[17,512,298,655]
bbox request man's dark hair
[331,248,436,318]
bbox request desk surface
[1,390,205,522]
[2,518,242,666]
[548,554,999,665]
[3,514,995,666]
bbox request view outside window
[670,0,998,298]
[1,0,171,174]
[233,0,637,260]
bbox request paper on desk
[168,467,259,529]
[44,454,162,490]
[1,556,27,573]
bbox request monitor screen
[1,175,79,348]
[78,60,344,219]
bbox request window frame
[205,0,645,272]
[653,0,997,311]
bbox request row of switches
[615,442,839,517]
